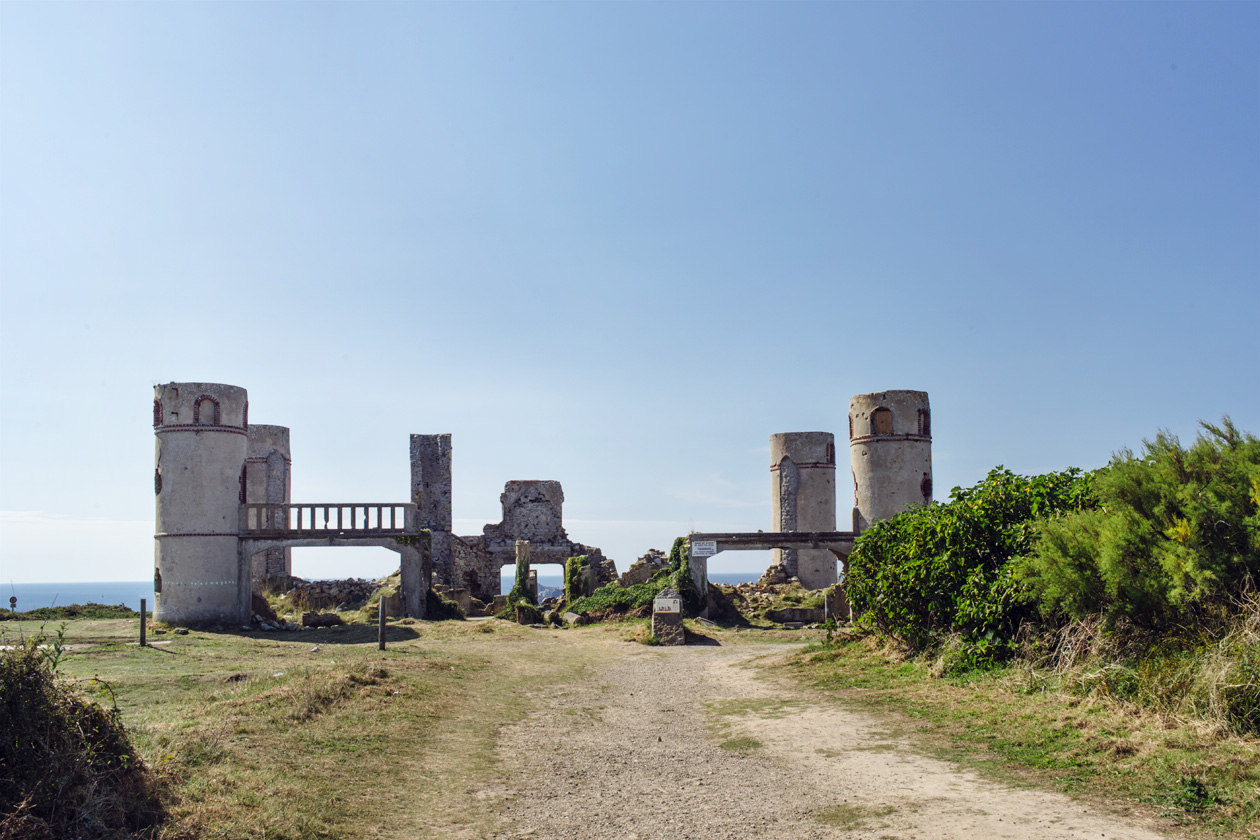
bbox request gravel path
[489,642,1174,840]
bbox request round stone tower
[770,432,837,590]
[153,382,249,626]
[849,390,933,532]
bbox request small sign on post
[653,595,680,613]
[690,540,717,557]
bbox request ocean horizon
[3,571,770,612]
[5,581,154,613]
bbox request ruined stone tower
[153,382,249,625]
[410,434,453,586]
[769,432,837,590]
[245,424,291,586]
[849,390,933,532]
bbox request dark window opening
[872,407,893,435]
[918,408,931,436]
[153,400,163,427]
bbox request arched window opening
[194,395,221,425]
[921,473,933,503]
[871,407,893,435]
[153,400,163,427]
[825,442,836,465]
[918,408,931,436]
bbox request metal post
[378,598,386,650]
[140,598,147,647]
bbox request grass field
[783,632,1260,838]
[1,616,627,840]
[7,615,1259,838]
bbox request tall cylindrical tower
[154,382,249,626]
[246,424,292,587]
[849,390,932,532]
[770,432,837,590]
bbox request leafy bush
[0,634,165,839]
[1020,418,1260,629]
[845,466,1096,660]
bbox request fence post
[140,598,147,647]
[378,598,386,651]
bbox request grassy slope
[782,633,1260,838]
[9,615,1257,838]
[0,618,614,840]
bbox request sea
[5,581,154,613]
[3,572,766,612]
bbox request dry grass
[789,630,1260,836]
[2,617,614,840]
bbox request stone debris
[280,577,378,610]
[619,548,669,587]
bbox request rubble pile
[618,548,669,587]
[278,577,381,611]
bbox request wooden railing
[240,503,416,537]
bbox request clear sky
[1,1,1257,584]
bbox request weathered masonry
[690,389,933,604]
[153,382,431,627]
[152,381,614,626]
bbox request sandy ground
[488,642,1175,840]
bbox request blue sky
[1,2,1257,583]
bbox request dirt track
[488,642,1173,840]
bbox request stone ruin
[410,434,618,605]
[447,480,618,604]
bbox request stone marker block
[652,588,684,646]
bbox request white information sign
[654,597,681,614]
[691,540,717,557]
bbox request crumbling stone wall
[450,480,617,602]
[246,424,292,587]
[411,434,453,588]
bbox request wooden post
[140,598,147,647]
[378,598,386,650]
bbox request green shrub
[1021,418,1260,629]
[0,634,165,838]
[569,536,705,618]
[845,466,1096,660]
